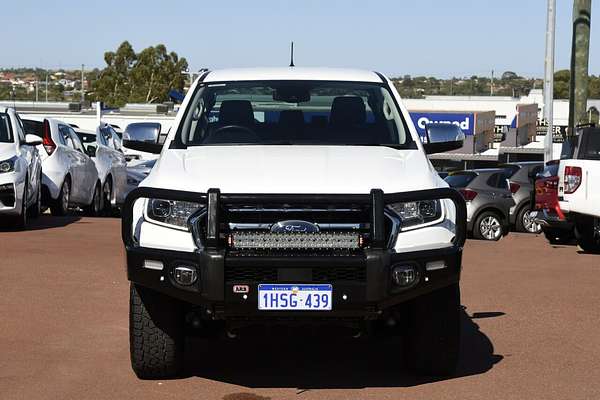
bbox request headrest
[219,100,254,126]
[329,96,366,127]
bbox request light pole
[543,0,556,163]
[568,0,592,136]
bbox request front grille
[226,266,278,282]
[225,266,366,283]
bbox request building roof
[203,67,383,83]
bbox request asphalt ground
[1,215,599,400]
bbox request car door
[107,126,127,204]
[58,124,86,203]
[487,173,515,217]
[67,127,97,204]
[11,115,33,205]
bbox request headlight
[387,200,444,231]
[0,156,17,173]
[144,198,204,230]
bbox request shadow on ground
[0,215,81,232]
[184,308,503,389]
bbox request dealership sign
[409,112,474,138]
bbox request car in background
[445,169,514,241]
[0,107,43,229]
[498,161,544,234]
[123,158,156,198]
[76,126,127,213]
[531,161,574,244]
[21,117,101,215]
[122,122,162,165]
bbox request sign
[409,112,474,138]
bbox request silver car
[445,169,515,241]
[76,126,127,214]
[22,118,101,215]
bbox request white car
[558,126,600,252]
[75,125,127,213]
[0,107,43,229]
[121,68,467,379]
[21,117,101,215]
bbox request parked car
[531,160,574,244]
[498,161,544,234]
[122,122,162,165]
[558,126,600,253]
[123,159,156,198]
[0,107,43,228]
[76,125,127,213]
[445,169,514,241]
[121,68,468,379]
[21,117,101,215]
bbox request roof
[203,67,383,83]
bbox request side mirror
[86,145,97,157]
[24,134,43,146]
[122,122,163,154]
[422,123,466,154]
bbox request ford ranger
[121,68,467,379]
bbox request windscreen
[177,81,413,147]
[22,119,43,139]
[0,114,12,143]
[445,173,476,188]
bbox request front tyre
[404,284,461,376]
[130,284,184,379]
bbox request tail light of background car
[42,119,56,155]
[459,188,478,201]
[509,182,520,194]
[564,166,582,194]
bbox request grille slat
[225,266,366,283]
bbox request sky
[2,0,599,78]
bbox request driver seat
[205,100,258,143]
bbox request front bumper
[122,187,466,319]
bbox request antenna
[289,41,295,67]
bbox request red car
[531,161,574,244]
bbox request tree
[90,41,188,107]
[501,71,519,80]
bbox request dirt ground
[1,216,599,400]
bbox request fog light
[173,265,198,286]
[391,264,419,287]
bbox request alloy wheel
[480,216,501,240]
[522,210,541,234]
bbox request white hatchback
[0,107,43,229]
[22,117,101,215]
[75,124,127,213]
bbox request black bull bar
[122,187,467,251]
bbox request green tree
[91,41,188,107]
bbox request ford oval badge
[271,220,319,233]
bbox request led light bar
[229,231,363,250]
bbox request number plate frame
[258,284,333,311]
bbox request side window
[100,127,112,147]
[59,125,75,148]
[68,128,85,153]
[486,173,500,188]
[109,127,122,150]
[14,115,25,143]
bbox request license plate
[258,284,332,311]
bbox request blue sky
[3,0,599,77]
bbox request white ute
[0,107,43,229]
[121,68,468,379]
[558,127,600,252]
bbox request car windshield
[176,80,414,148]
[0,114,12,143]
[76,132,97,151]
[444,172,476,188]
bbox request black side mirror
[423,123,466,154]
[122,122,163,154]
[86,145,97,157]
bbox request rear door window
[580,132,600,160]
[444,173,476,188]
